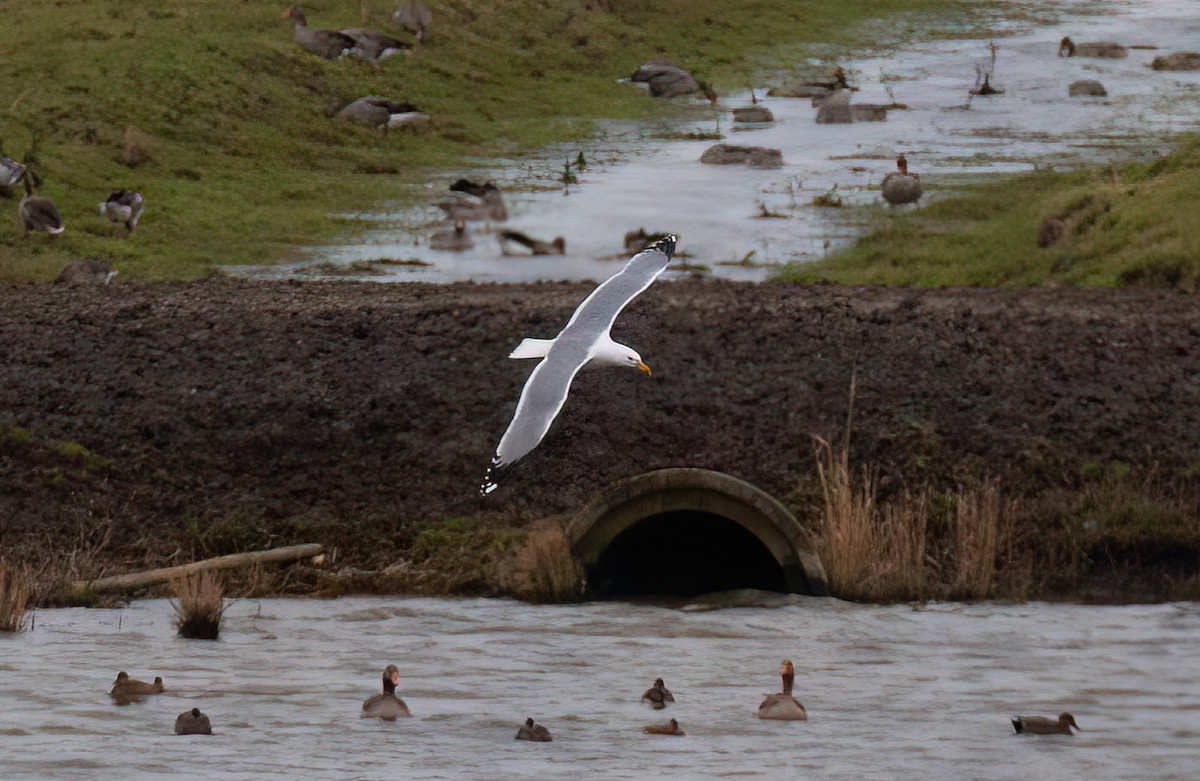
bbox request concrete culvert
[567,469,827,598]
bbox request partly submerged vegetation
[0,0,997,281]
[171,570,226,639]
[0,560,32,632]
[776,134,1200,289]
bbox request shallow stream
[2,596,1199,779]
[237,0,1200,284]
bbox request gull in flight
[479,234,678,496]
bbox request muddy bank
[0,278,1197,593]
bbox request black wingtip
[648,233,678,259]
[478,457,505,498]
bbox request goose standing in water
[18,173,64,236]
[641,678,675,710]
[99,190,144,233]
[392,0,433,44]
[644,718,685,735]
[362,664,412,720]
[757,660,807,721]
[282,6,356,60]
[881,155,922,206]
[515,718,553,742]
[1012,713,1080,735]
[430,220,473,251]
[174,708,213,735]
[436,179,507,222]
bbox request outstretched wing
[479,235,677,495]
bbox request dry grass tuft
[501,521,583,604]
[0,560,32,632]
[814,436,929,602]
[171,570,226,640]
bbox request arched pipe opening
[567,469,828,599]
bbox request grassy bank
[776,134,1200,289]
[0,0,998,281]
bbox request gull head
[598,341,652,375]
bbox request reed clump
[171,571,226,640]
[501,521,584,604]
[0,560,32,632]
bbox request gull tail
[479,456,507,497]
[509,338,555,360]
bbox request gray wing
[479,235,676,495]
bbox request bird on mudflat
[479,234,677,496]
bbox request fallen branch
[72,544,324,594]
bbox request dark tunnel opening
[590,510,788,597]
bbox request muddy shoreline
[1,278,1197,598]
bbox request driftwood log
[72,544,324,593]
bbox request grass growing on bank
[0,0,997,281]
[777,134,1200,289]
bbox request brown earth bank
[1,278,1198,601]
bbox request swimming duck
[282,6,355,60]
[629,61,717,104]
[643,718,685,736]
[362,664,412,720]
[174,708,213,735]
[515,717,553,742]
[757,660,807,721]
[18,172,64,236]
[430,220,473,251]
[881,155,922,206]
[110,671,165,697]
[99,190,144,232]
[336,96,428,129]
[392,0,432,44]
[1012,713,1080,735]
[499,229,565,256]
[436,179,507,222]
[1058,37,1127,59]
[641,678,675,710]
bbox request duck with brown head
[758,660,806,721]
[1012,712,1080,735]
[641,678,675,710]
[881,155,922,206]
[643,718,685,736]
[362,664,412,720]
[515,717,553,742]
[110,671,165,705]
[174,708,213,735]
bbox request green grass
[0,0,998,281]
[776,134,1200,289]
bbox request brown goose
[282,6,355,60]
[99,190,144,232]
[881,155,922,206]
[640,678,674,710]
[174,708,213,735]
[336,96,428,129]
[430,220,473,251]
[643,718,685,736]
[1058,37,1127,59]
[515,717,553,742]
[110,671,165,698]
[1012,713,1080,735]
[1,155,26,191]
[362,664,412,720]
[18,173,64,236]
[758,660,807,721]
[340,28,409,61]
[499,229,564,256]
[436,179,507,222]
[629,61,717,104]
[392,0,432,44]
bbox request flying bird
[479,234,677,496]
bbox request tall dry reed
[814,436,929,602]
[501,522,583,603]
[171,570,226,640]
[0,560,31,632]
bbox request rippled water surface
[236,0,1200,284]
[3,596,1199,780]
